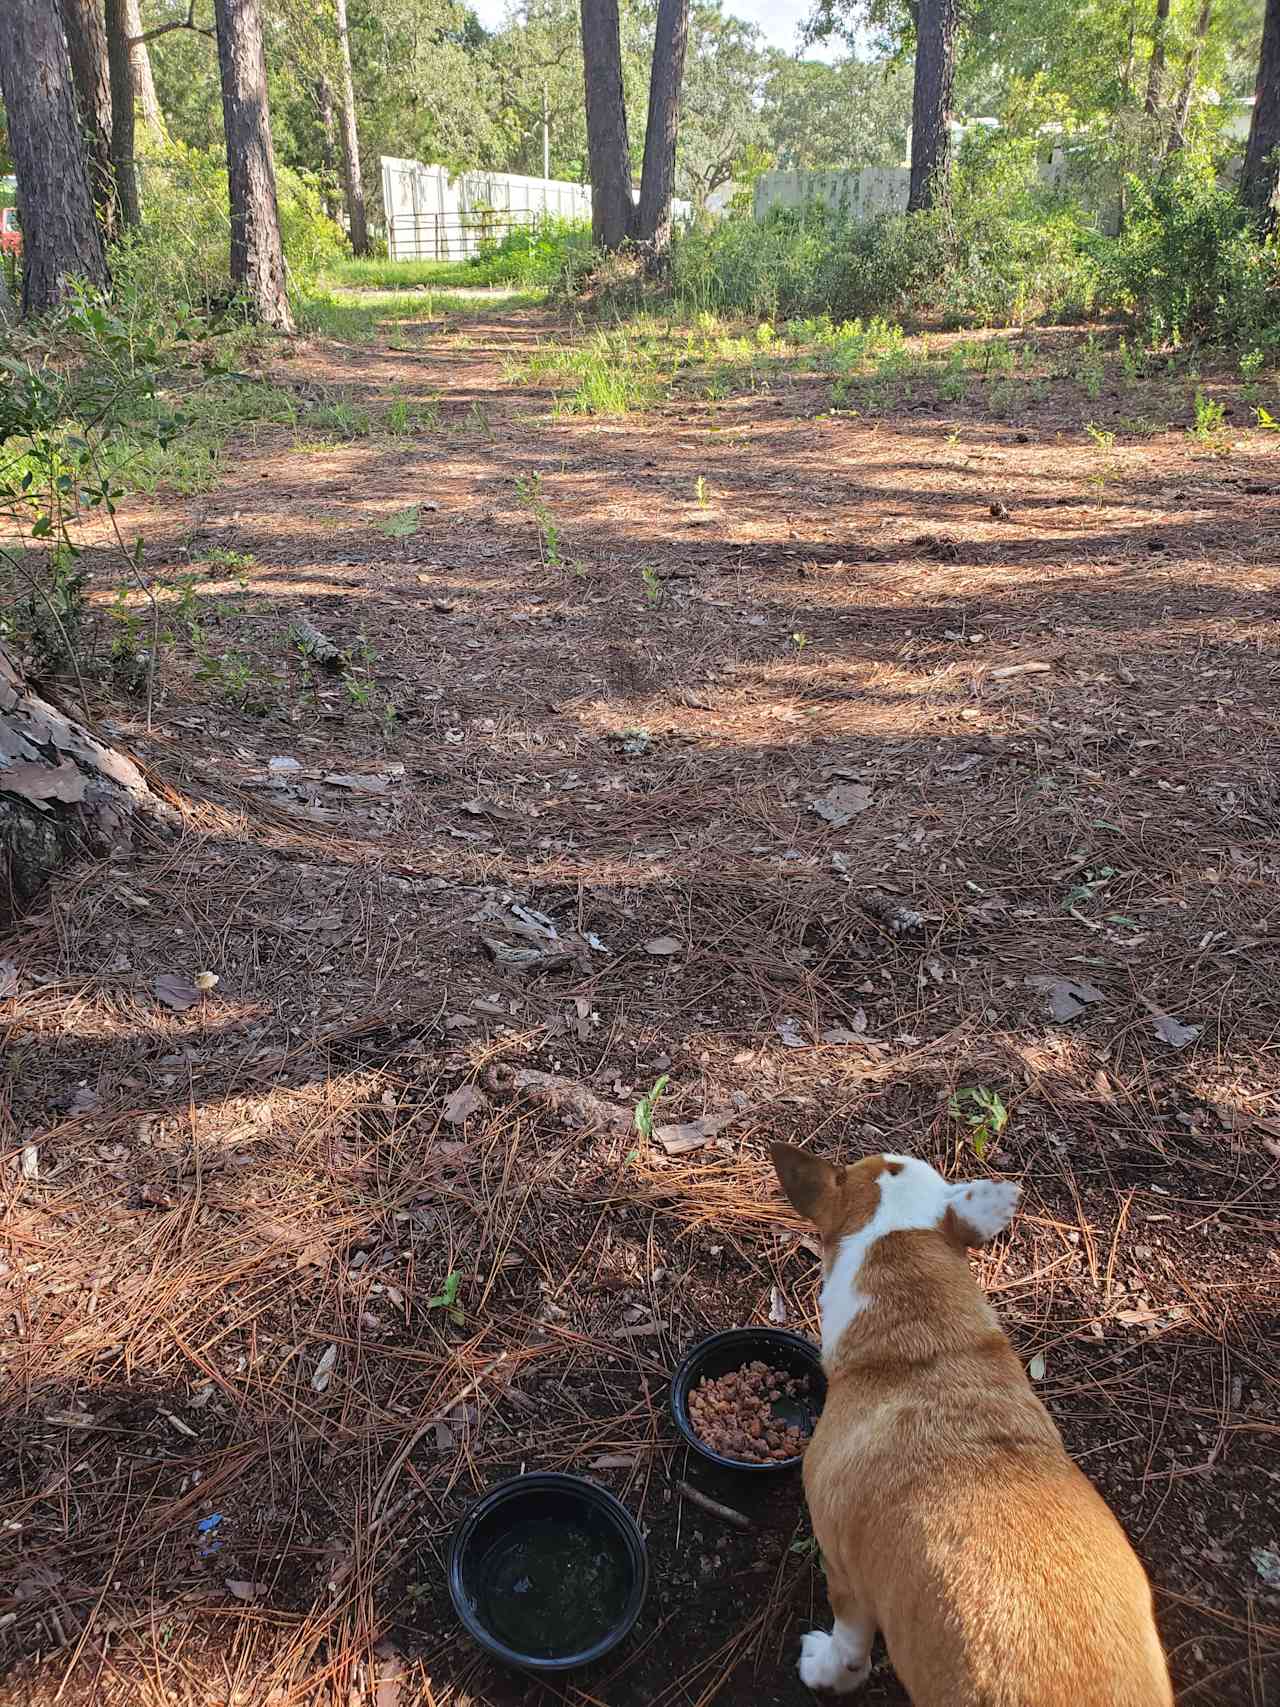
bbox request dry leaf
[155,973,201,1012]
[769,1286,787,1324]
[811,783,871,827]
[1028,1351,1047,1381]
[612,1319,669,1339]
[311,1344,338,1393]
[653,1111,741,1156]
[1026,975,1105,1022]
[644,936,683,956]
[20,1144,38,1181]
[776,1017,808,1049]
[590,1451,641,1470]
[1141,999,1200,1049]
[442,1084,488,1125]
[193,970,219,992]
[224,1579,267,1602]
[0,959,16,999]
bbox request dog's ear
[942,1179,1020,1249]
[771,1142,842,1225]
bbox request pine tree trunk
[333,0,369,256]
[1242,0,1280,226]
[580,0,635,249]
[104,0,141,228]
[1,648,170,923]
[0,0,109,315]
[122,0,163,132]
[213,0,294,329]
[1167,0,1212,155]
[1145,0,1172,115]
[59,0,118,241]
[636,0,689,260]
[907,0,958,212]
[314,75,343,221]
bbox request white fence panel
[753,169,912,223]
[381,158,592,261]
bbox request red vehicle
[1,206,20,257]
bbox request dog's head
[771,1143,1019,1271]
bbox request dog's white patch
[950,1178,1020,1242]
[819,1157,1019,1360]
[798,1623,871,1694]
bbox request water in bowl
[475,1516,628,1659]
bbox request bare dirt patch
[3,302,1278,1705]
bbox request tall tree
[123,0,164,131]
[1241,0,1280,223]
[0,0,108,314]
[104,0,141,227]
[908,0,959,210]
[580,0,635,247]
[1167,0,1214,153]
[636,0,689,253]
[213,0,293,327]
[333,0,369,255]
[1145,0,1173,113]
[59,0,118,240]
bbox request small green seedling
[634,1074,670,1139]
[1188,390,1227,443]
[694,474,708,504]
[427,1270,465,1327]
[948,1087,1008,1160]
[791,630,808,652]
[641,564,663,605]
[1062,865,1116,910]
[378,505,420,539]
[1258,407,1278,431]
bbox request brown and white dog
[771,1144,1173,1706]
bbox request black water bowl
[671,1327,826,1473]
[448,1472,648,1672]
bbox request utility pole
[542,80,550,180]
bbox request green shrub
[113,141,345,335]
[1091,170,1280,347]
[669,135,1098,329]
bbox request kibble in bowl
[687,1360,812,1463]
[670,1327,826,1473]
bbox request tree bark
[636,0,689,258]
[1145,0,1172,115]
[1242,0,1280,226]
[0,0,109,315]
[213,0,294,329]
[907,0,958,212]
[104,0,141,228]
[59,0,118,241]
[580,0,635,249]
[122,0,163,132]
[332,0,368,256]
[0,647,169,923]
[314,75,343,221]
[1167,0,1212,155]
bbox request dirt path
[3,301,1279,1705]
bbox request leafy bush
[327,216,591,293]
[112,141,345,336]
[670,137,1098,329]
[1091,170,1280,346]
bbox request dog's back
[773,1145,1173,1706]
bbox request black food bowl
[448,1472,648,1672]
[671,1327,826,1473]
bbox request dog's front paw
[798,1630,870,1694]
